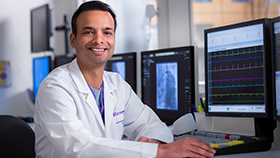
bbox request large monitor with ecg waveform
[271,16,280,121]
[204,18,272,118]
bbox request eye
[83,31,93,35]
[104,31,114,36]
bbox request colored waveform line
[212,77,264,83]
[211,62,263,72]
[211,55,263,63]
[211,47,263,58]
[211,93,264,97]
[212,83,264,88]
[212,100,264,103]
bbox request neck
[77,61,104,90]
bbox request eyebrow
[82,26,114,31]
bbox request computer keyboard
[174,130,272,155]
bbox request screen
[105,52,137,92]
[33,56,52,102]
[141,46,195,125]
[271,17,280,121]
[205,18,272,117]
[31,4,52,52]
[54,54,76,68]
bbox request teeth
[91,48,104,51]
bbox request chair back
[0,115,35,158]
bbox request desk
[215,149,280,157]
[28,123,35,131]
[193,113,280,157]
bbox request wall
[193,0,280,31]
[102,0,158,97]
[0,0,54,116]
[52,0,77,56]
[0,0,156,116]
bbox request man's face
[70,10,115,68]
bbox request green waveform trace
[212,100,265,103]
[212,83,264,88]
[211,47,263,58]
[212,93,264,97]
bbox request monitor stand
[254,117,277,143]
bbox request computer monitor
[204,18,272,118]
[105,52,137,92]
[33,56,53,102]
[31,4,52,52]
[271,16,280,121]
[54,54,76,68]
[141,46,195,126]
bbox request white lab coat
[34,59,173,158]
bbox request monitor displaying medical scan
[205,18,272,118]
[105,52,137,92]
[141,46,195,125]
[156,62,178,111]
[271,17,280,121]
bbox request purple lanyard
[88,82,104,121]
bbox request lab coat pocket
[112,114,125,139]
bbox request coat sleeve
[121,82,174,143]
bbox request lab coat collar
[103,72,118,138]
[68,59,119,137]
[69,59,105,131]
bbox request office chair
[0,115,35,158]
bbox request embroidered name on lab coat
[113,110,125,124]
[113,110,125,117]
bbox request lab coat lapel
[85,91,105,131]
[103,73,118,138]
[69,59,105,132]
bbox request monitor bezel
[270,16,280,121]
[141,46,195,125]
[30,4,52,53]
[106,52,137,92]
[204,18,272,118]
[54,54,76,68]
[32,55,53,102]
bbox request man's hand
[137,136,158,143]
[156,137,216,158]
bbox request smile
[90,48,105,51]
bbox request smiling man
[34,1,215,158]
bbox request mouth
[89,48,107,55]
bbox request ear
[70,33,76,49]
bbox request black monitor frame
[271,16,280,121]
[32,56,53,102]
[204,18,272,118]
[31,4,52,53]
[105,52,137,92]
[54,54,76,69]
[141,46,195,126]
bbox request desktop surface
[214,149,280,158]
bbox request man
[34,1,215,157]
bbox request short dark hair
[71,0,117,35]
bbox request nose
[93,31,104,44]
